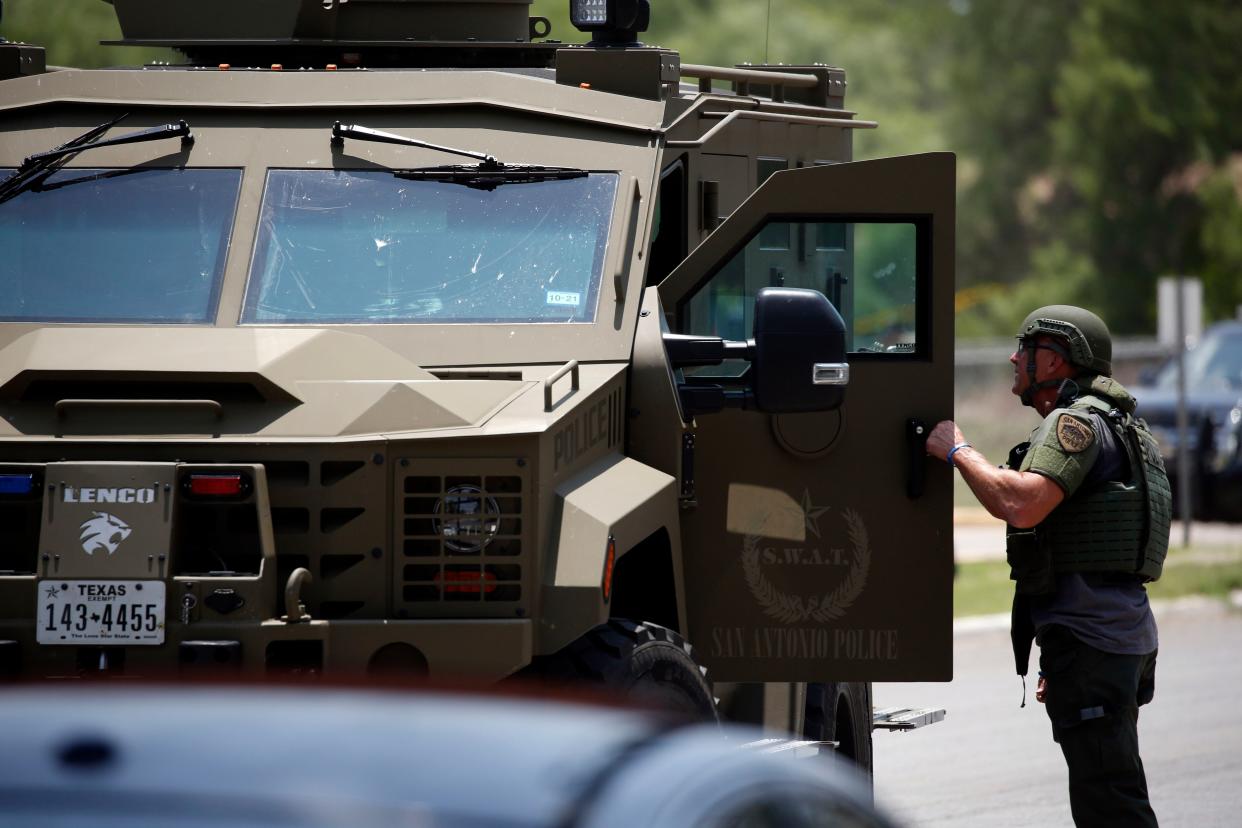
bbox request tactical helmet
[1018,305,1112,377]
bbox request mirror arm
[722,339,755,360]
[678,385,754,417]
[662,333,725,369]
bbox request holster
[1007,528,1056,596]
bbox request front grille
[396,461,527,618]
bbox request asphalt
[874,598,1242,827]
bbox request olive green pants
[1038,624,1158,828]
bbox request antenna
[764,0,772,63]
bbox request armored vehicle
[0,0,954,769]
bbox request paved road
[872,600,1242,827]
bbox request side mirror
[752,287,847,413]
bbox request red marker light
[435,570,497,594]
[189,474,244,497]
[601,536,616,602]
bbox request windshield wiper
[0,115,193,205]
[331,122,588,190]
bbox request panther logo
[79,512,132,556]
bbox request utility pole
[1174,276,1192,547]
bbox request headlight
[433,486,500,552]
[1209,408,1242,473]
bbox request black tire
[804,681,874,780]
[532,619,717,721]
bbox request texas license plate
[37,580,166,645]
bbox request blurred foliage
[6,0,1242,336]
[2,0,170,67]
[946,0,1242,334]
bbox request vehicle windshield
[1153,329,1242,391]
[0,168,241,323]
[242,170,619,324]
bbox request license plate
[37,580,166,645]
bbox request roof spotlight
[570,0,650,47]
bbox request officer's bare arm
[926,420,1064,528]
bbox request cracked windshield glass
[0,167,242,323]
[243,170,619,324]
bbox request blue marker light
[0,474,34,495]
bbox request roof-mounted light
[570,0,650,47]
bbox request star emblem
[801,490,830,540]
[43,584,61,599]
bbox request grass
[953,547,1242,618]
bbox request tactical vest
[1006,381,1172,595]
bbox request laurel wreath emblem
[742,507,870,624]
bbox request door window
[680,218,923,357]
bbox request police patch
[1056,414,1094,453]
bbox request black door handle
[906,418,928,499]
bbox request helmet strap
[1055,378,1081,406]
[1018,338,1075,408]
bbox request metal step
[872,706,946,731]
[738,738,837,759]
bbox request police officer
[927,305,1170,827]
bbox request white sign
[546,291,581,307]
[1157,276,1203,348]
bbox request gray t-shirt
[1029,410,1159,655]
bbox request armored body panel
[0,0,955,749]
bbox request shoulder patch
[1056,413,1095,453]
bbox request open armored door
[659,153,955,681]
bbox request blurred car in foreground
[0,685,898,828]
[1135,321,1242,521]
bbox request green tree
[951,0,1242,334]
[2,0,166,67]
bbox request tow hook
[283,567,313,624]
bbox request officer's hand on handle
[926,420,966,465]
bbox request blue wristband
[946,442,972,468]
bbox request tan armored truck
[0,0,954,769]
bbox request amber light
[188,474,244,497]
[436,570,497,594]
[601,536,616,602]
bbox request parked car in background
[1134,321,1242,521]
[0,685,900,828]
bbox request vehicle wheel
[804,681,873,780]
[533,619,717,721]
